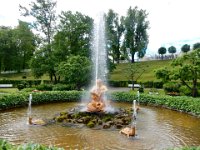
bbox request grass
[0,71,49,80]
[0,88,19,93]
[0,59,173,83]
[109,59,173,81]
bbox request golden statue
[87,79,107,112]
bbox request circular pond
[0,102,200,149]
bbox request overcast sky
[0,0,200,55]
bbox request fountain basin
[0,102,200,150]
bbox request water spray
[27,94,32,124]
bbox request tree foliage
[124,6,149,63]
[0,23,36,72]
[158,47,166,60]
[20,0,57,46]
[105,9,124,63]
[193,42,200,50]
[20,0,58,82]
[15,21,36,70]
[57,55,92,90]
[0,26,16,71]
[168,46,176,54]
[181,44,190,53]
[155,48,200,97]
[54,11,93,58]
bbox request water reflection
[0,102,200,150]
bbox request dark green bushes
[0,139,64,150]
[110,92,200,116]
[0,91,82,110]
[163,82,181,93]
[0,91,200,117]
[108,80,163,88]
[0,93,28,110]
[0,79,41,87]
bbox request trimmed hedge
[0,79,42,87]
[0,91,200,117]
[110,92,200,116]
[108,80,164,88]
[0,91,82,110]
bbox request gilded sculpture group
[87,79,107,112]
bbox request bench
[128,84,141,88]
[0,84,13,88]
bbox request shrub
[36,84,53,91]
[110,92,200,116]
[0,91,82,110]
[138,87,144,93]
[0,90,200,117]
[163,82,181,93]
[179,85,192,96]
[52,84,76,91]
[108,80,128,87]
[0,139,64,150]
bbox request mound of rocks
[53,106,133,129]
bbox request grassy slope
[0,59,173,82]
[109,59,172,82]
[0,71,49,80]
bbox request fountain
[27,94,46,125]
[120,100,137,137]
[84,13,114,113]
[27,94,32,124]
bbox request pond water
[0,102,200,150]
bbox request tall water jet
[84,13,115,113]
[91,13,108,84]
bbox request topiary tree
[181,44,190,53]
[168,46,176,58]
[193,42,200,50]
[158,47,166,60]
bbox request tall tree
[105,9,124,63]
[158,47,166,60]
[14,20,36,71]
[181,44,190,53]
[20,0,58,82]
[124,6,149,63]
[54,11,93,58]
[0,26,16,72]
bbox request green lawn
[109,59,172,81]
[0,71,49,80]
[0,59,173,82]
[0,88,19,93]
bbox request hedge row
[0,79,164,88]
[110,92,200,116]
[0,79,42,87]
[0,91,82,110]
[0,91,200,117]
[108,80,164,88]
